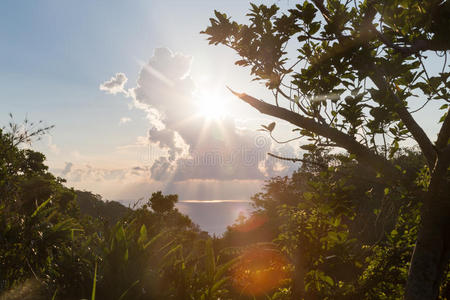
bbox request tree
[148,191,178,214]
[203,1,450,299]
[1,123,225,299]
[239,149,429,299]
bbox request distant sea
[176,200,254,236]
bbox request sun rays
[195,93,227,120]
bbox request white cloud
[100,73,128,95]
[119,117,131,125]
[54,162,151,190]
[100,47,299,198]
[150,157,174,181]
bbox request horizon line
[179,199,252,203]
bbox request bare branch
[269,132,302,144]
[311,0,332,23]
[369,69,437,167]
[377,34,450,57]
[267,152,327,168]
[227,87,400,180]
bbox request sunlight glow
[196,94,227,120]
[232,245,290,296]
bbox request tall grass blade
[31,197,51,217]
[118,280,140,300]
[51,289,57,300]
[91,261,98,300]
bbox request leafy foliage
[1,116,448,299]
[203,1,450,298]
[0,126,237,299]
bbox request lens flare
[233,213,268,233]
[231,245,290,296]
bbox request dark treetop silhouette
[203,1,450,299]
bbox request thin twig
[268,152,328,168]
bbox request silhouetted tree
[203,1,450,298]
[149,191,178,214]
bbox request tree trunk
[405,210,450,299]
[405,154,450,300]
[292,247,307,299]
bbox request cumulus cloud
[50,162,161,201]
[56,162,150,184]
[100,47,298,190]
[147,127,187,161]
[150,157,174,181]
[258,143,300,177]
[100,73,128,95]
[131,48,196,126]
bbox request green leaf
[297,35,309,42]
[91,261,98,300]
[144,231,165,250]
[115,225,126,242]
[322,275,334,286]
[205,239,216,279]
[51,290,58,300]
[211,276,229,293]
[303,192,314,201]
[214,257,238,282]
[138,224,148,246]
[31,197,51,218]
[163,244,182,261]
[124,248,129,262]
[118,280,140,300]
[308,22,321,35]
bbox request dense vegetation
[1,1,450,299]
[1,121,449,299]
[202,0,450,298]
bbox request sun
[196,94,227,120]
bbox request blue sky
[0,1,301,234]
[0,1,273,162]
[0,1,444,234]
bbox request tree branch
[436,108,450,151]
[269,132,302,144]
[368,69,437,167]
[311,0,332,23]
[227,87,400,179]
[376,33,450,56]
[267,152,327,168]
[311,0,437,168]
